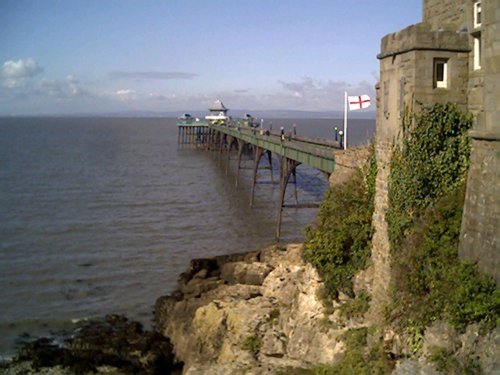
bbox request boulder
[221,262,273,285]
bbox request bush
[303,145,376,299]
[339,290,371,319]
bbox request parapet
[378,22,470,60]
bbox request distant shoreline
[0,110,375,120]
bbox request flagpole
[343,91,348,150]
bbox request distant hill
[171,109,374,119]
[10,109,375,119]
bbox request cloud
[274,77,375,110]
[109,71,197,80]
[115,89,138,101]
[30,75,92,99]
[0,66,93,103]
[149,92,174,101]
[1,58,43,79]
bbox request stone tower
[370,0,499,322]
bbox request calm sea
[0,116,374,358]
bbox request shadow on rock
[9,315,183,375]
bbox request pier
[177,105,340,240]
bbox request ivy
[386,103,498,337]
[387,103,472,248]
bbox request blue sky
[0,0,422,115]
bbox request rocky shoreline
[3,242,498,374]
[2,243,353,374]
[1,314,181,375]
[154,243,350,374]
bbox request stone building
[370,0,499,321]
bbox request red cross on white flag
[347,94,371,111]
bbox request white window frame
[473,35,481,70]
[434,59,448,89]
[474,1,482,28]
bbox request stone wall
[328,145,371,186]
[474,0,499,135]
[423,0,467,30]
[377,23,470,144]
[370,19,473,322]
[459,0,500,283]
[366,142,392,325]
[459,139,500,283]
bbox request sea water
[0,117,374,358]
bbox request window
[474,1,482,28]
[434,59,448,88]
[474,35,481,70]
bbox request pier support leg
[292,168,298,203]
[250,147,264,207]
[235,139,245,188]
[225,136,233,175]
[212,131,220,158]
[276,157,299,241]
[267,150,274,183]
[218,133,224,165]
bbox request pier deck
[209,123,337,173]
[178,120,340,239]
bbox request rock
[353,264,374,296]
[262,265,302,306]
[193,268,208,279]
[392,359,441,375]
[421,320,461,359]
[260,244,302,267]
[155,244,348,373]
[181,276,223,298]
[260,330,286,358]
[221,262,273,285]
[4,315,181,374]
[458,324,500,374]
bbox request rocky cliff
[154,241,499,375]
[154,244,362,374]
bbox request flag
[347,94,371,111]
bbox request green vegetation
[387,103,472,249]
[267,308,280,325]
[241,334,262,355]
[299,103,497,374]
[338,290,371,319]
[388,186,499,334]
[303,145,377,299]
[281,328,394,375]
[330,328,393,374]
[429,347,482,375]
[386,103,498,337]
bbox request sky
[0,0,422,116]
